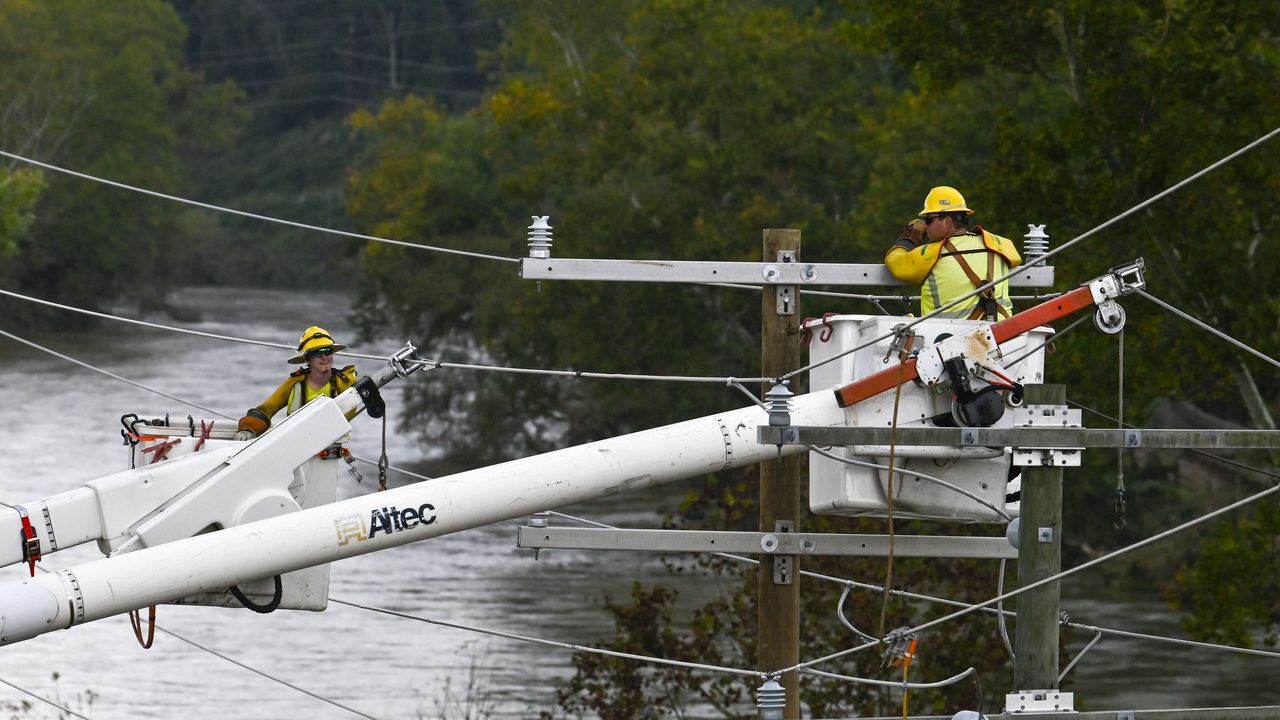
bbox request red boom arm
[832,285,1097,408]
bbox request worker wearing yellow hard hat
[234,326,360,440]
[884,186,1022,320]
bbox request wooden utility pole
[759,228,803,716]
[1014,383,1065,690]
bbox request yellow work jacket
[884,227,1022,319]
[256,365,359,425]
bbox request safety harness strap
[942,238,1009,321]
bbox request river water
[0,287,1275,718]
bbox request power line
[784,479,1280,676]
[6,305,1275,696]
[547,510,1280,664]
[1069,398,1280,481]
[0,327,228,418]
[0,676,90,720]
[1138,289,1280,369]
[0,286,771,386]
[0,320,427,499]
[778,124,1280,383]
[0,149,517,265]
[331,597,762,680]
[153,623,378,719]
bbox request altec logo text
[369,504,437,537]
[334,503,438,545]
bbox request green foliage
[343,0,1280,712]
[0,167,43,257]
[854,0,1280,422]
[1168,498,1280,648]
[854,0,1280,647]
[0,0,245,319]
[349,0,891,463]
[547,583,704,719]
[549,469,1014,716]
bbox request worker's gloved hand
[233,429,256,441]
[897,219,926,246]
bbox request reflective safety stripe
[287,382,304,415]
[287,381,331,415]
[919,233,1013,318]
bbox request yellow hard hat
[289,326,346,364]
[920,186,974,216]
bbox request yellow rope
[878,362,906,638]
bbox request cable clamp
[881,626,918,669]
[388,342,422,379]
[883,323,918,364]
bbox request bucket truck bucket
[123,414,344,611]
[805,315,1052,523]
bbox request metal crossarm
[757,425,1280,450]
[516,526,1017,559]
[519,258,1055,287]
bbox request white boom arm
[0,386,846,645]
[0,346,422,575]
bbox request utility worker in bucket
[234,326,359,440]
[885,186,1022,320]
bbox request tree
[0,167,43,257]
[346,0,1280,712]
[348,0,887,464]
[854,0,1280,644]
[0,0,244,317]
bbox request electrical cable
[542,510,1280,661]
[332,596,982,693]
[806,445,1011,521]
[1002,314,1089,368]
[0,286,774,386]
[227,575,283,614]
[776,124,1280,384]
[1069,399,1280,482]
[1137,289,1280,370]
[996,558,1014,659]
[330,597,762,679]
[1058,630,1103,683]
[835,584,878,643]
[0,319,442,486]
[781,479,1280,676]
[23,564,372,718]
[0,327,230,418]
[405,356,770,385]
[0,150,518,264]
[800,665,974,690]
[0,676,91,720]
[151,623,378,719]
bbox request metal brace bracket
[1005,689,1075,713]
[1012,405,1084,467]
[772,520,794,585]
[768,250,798,315]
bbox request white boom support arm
[0,389,846,646]
[0,346,423,573]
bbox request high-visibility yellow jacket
[884,227,1022,319]
[238,365,358,434]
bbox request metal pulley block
[1088,257,1145,334]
